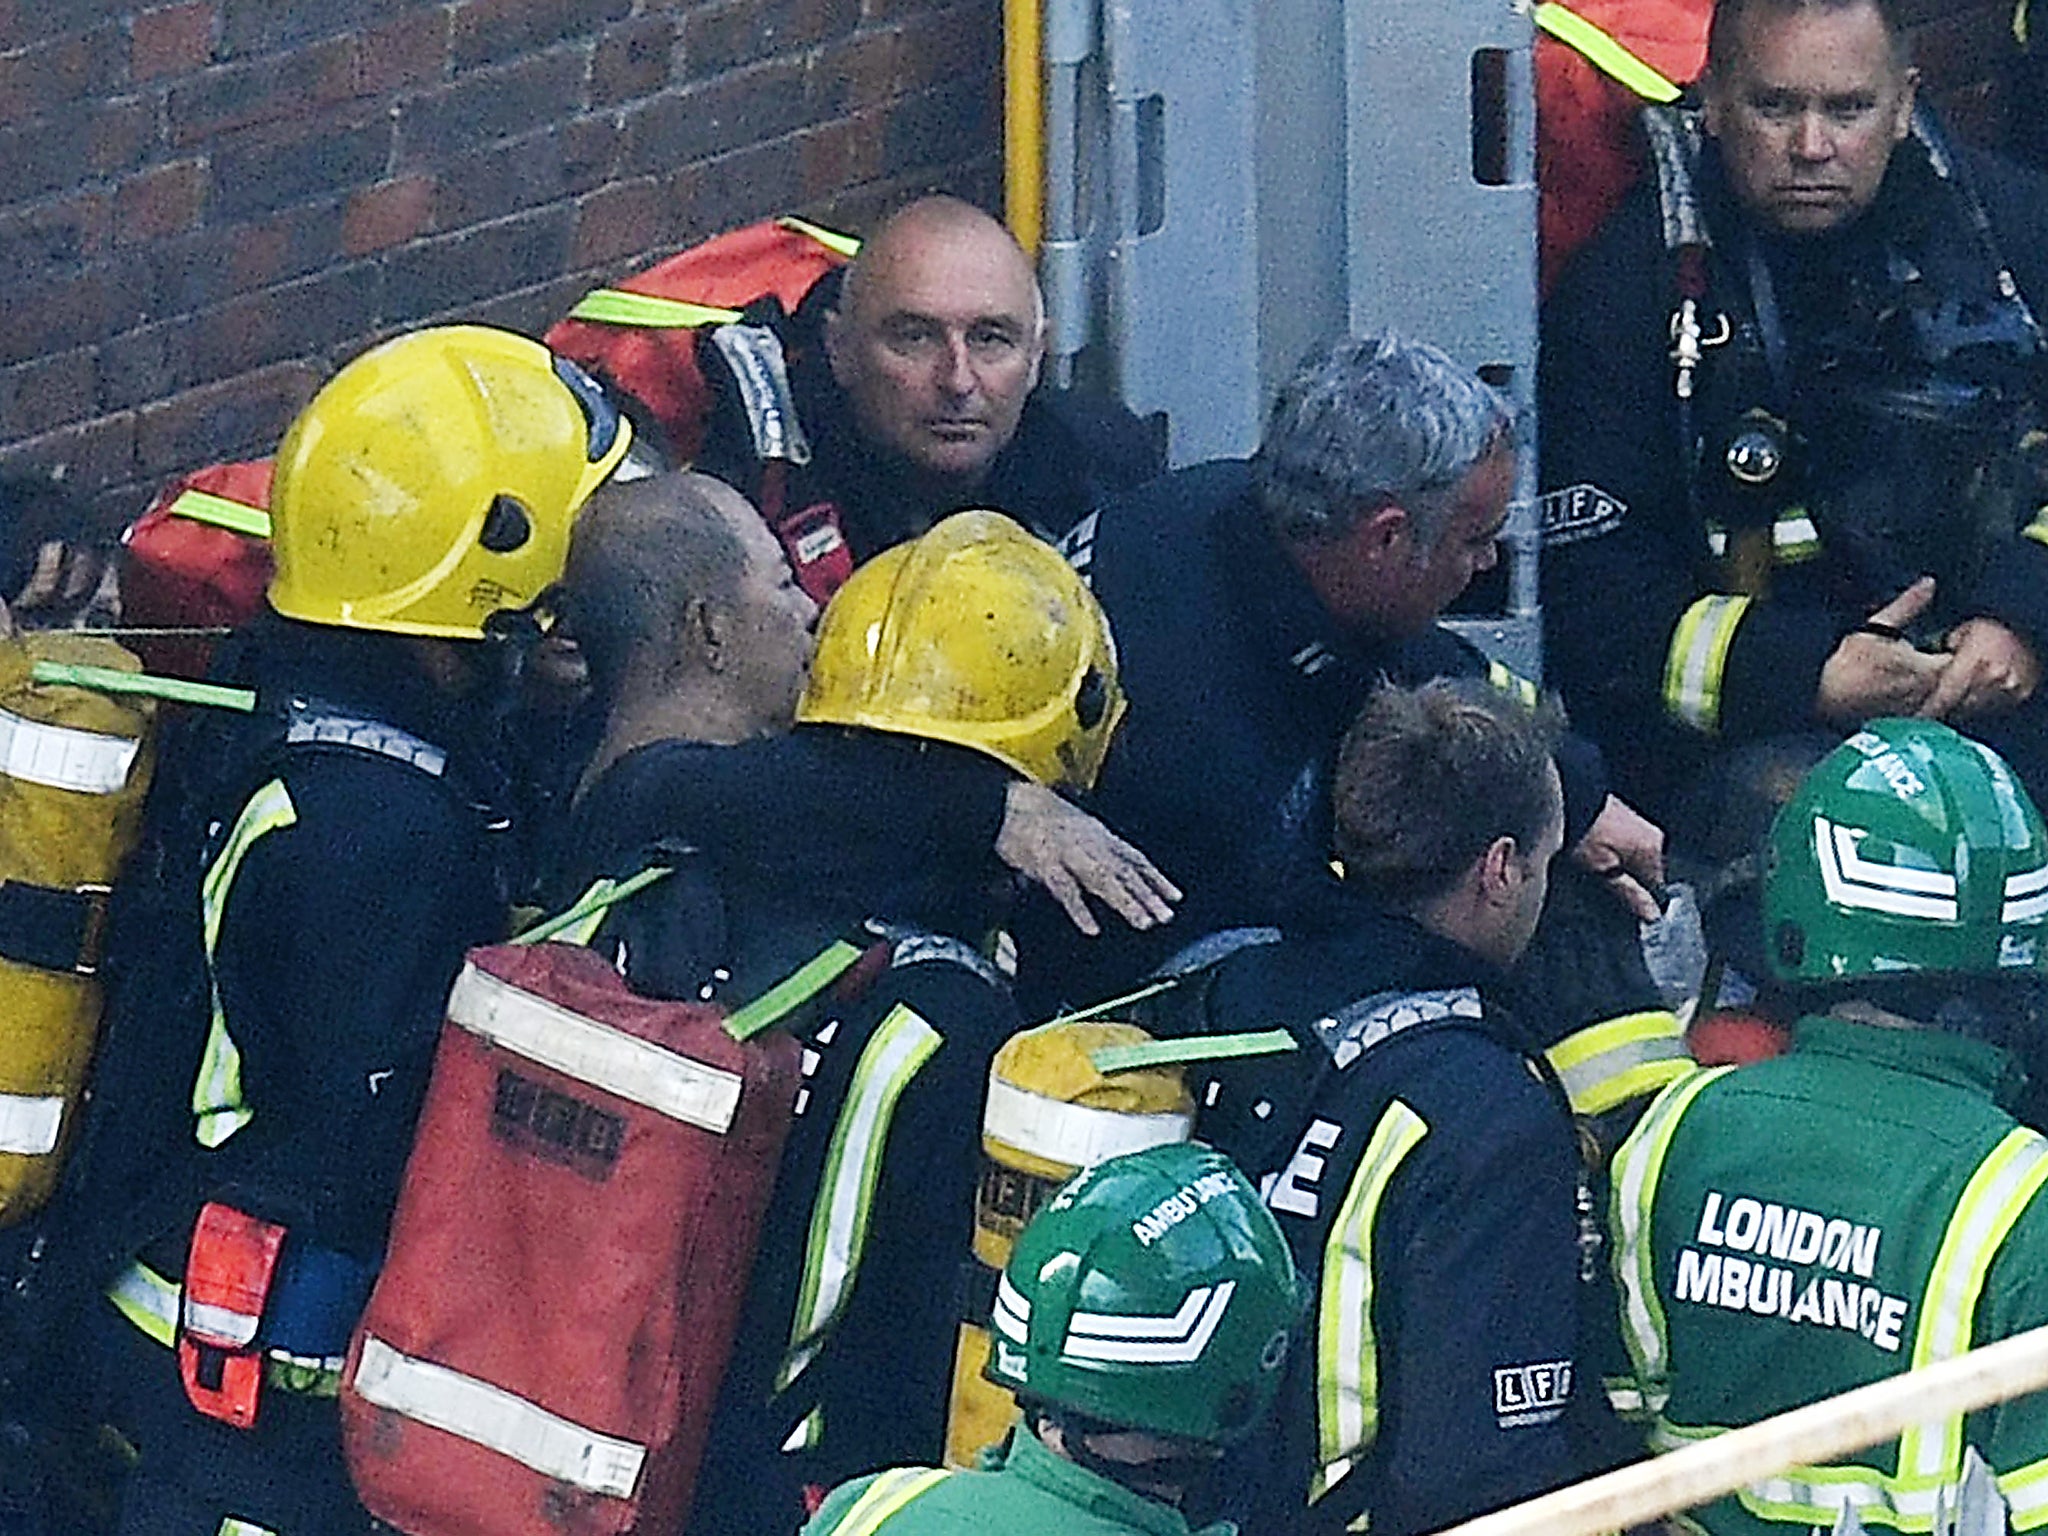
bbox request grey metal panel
[1100,0,1265,465]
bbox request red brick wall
[0,0,1001,523]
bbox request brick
[451,0,632,71]
[0,0,122,53]
[343,174,436,254]
[0,348,98,442]
[2,256,154,368]
[894,4,997,94]
[461,271,594,335]
[881,75,995,177]
[132,2,218,83]
[97,318,196,412]
[134,361,321,479]
[591,14,675,106]
[356,7,451,95]
[429,118,615,228]
[686,0,860,80]
[168,36,356,144]
[0,415,137,502]
[0,101,138,204]
[212,112,391,219]
[571,175,683,266]
[189,263,383,382]
[0,190,112,273]
[218,0,419,58]
[800,113,885,199]
[152,200,345,310]
[620,57,808,176]
[382,204,574,323]
[115,159,210,245]
[675,133,803,241]
[805,27,899,117]
[395,46,590,165]
[91,98,159,179]
[0,24,126,126]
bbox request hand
[996,780,1181,936]
[1570,794,1667,923]
[1816,578,1948,724]
[1919,617,2041,721]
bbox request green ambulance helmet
[1764,719,2048,984]
[984,1141,1299,1446]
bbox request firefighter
[800,1141,1299,1536]
[689,195,1163,591]
[551,495,1167,1530]
[1609,719,2048,1535]
[1539,0,2048,838]
[1033,333,1681,1128]
[37,326,632,1536]
[1149,679,1595,1536]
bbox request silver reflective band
[183,1297,259,1349]
[981,1077,1191,1169]
[0,708,139,794]
[2006,866,2048,925]
[0,1093,63,1156]
[352,1336,646,1500]
[1064,1281,1236,1366]
[446,963,741,1134]
[1816,817,1959,922]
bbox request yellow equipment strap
[1533,2,1684,103]
[777,215,861,258]
[167,488,272,540]
[567,290,745,329]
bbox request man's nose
[938,334,977,397]
[1790,111,1834,161]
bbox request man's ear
[1700,69,1727,139]
[1351,502,1414,565]
[681,595,724,674]
[822,305,853,387]
[1476,834,1521,908]
[1892,67,1920,142]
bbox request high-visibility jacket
[802,1431,1230,1536]
[1610,1017,2048,1535]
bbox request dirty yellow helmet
[268,325,632,639]
[796,510,1126,789]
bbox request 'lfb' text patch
[1495,1360,1573,1428]
[1539,484,1626,547]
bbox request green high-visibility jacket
[1610,1017,2048,1534]
[802,1432,1233,1536]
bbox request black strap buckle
[0,880,113,976]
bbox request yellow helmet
[796,510,1126,789]
[268,325,632,639]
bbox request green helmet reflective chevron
[984,1142,1298,1445]
[1764,719,2048,984]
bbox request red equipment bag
[340,941,807,1536]
[544,216,856,464]
[118,460,274,678]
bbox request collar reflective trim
[0,1092,63,1156]
[1815,818,1959,922]
[982,1076,1192,1169]
[446,962,742,1134]
[0,707,139,794]
[352,1336,646,1500]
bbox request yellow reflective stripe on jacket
[194,778,297,1148]
[2024,510,2048,549]
[825,1467,953,1536]
[1663,594,1752,734]
[780,1003,943,1392]
[1486,660,1540,709]
[777,215,861,259]
[1894,1128,2048,1487]
[1545,1011,1693,1117]
[1773,508,1821,563]
[1313,1098,1430,1505]
[218,1520,277,1536]
[567,288,745,329]
[107,1260,179,1347]
[168,488,272,539]
[2000,1453,2048,1530]
[1533,2,1684,103]
[1609,1065,1731,1406]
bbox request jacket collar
[1791,1013,2027,1107]
[1001,1430,1235,1536]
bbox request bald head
[825,196,1046,486]
[565,472,817,746]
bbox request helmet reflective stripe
[1814,818,1960,922]
[1609,1066,1728,1408]
[193,779,298,1149]
[991,1273,1031,1344]
[1063,1281,1235,1365]
[1314,1099,1429,1504]
[2007,866,2048,924]
[781,1004,943,1390]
